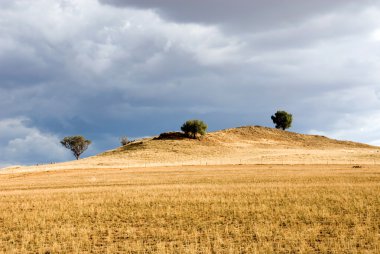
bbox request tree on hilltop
[181,119,208,139]
[60,136,91,160]
[271,110,292,130]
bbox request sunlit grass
[0,165,379,253]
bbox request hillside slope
[3,126,380,173]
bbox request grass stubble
[0,164,379,253]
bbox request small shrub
[120,136,129,146]
[154,132,187,140]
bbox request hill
[2,126,380,173]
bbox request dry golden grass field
[1,127,380,253]
[0,165,379,253]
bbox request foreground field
[0,164,379,253]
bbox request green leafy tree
[60,136,92,160]
[181,119,208,139]
[271,110,293,130]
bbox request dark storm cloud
[1,0,380,166]
[99,0,379,31]
[95,0,380,145]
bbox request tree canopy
[181,119,208,139]
[271,110,293,130]
[60,136,91,160]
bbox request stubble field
[0,164,379,253]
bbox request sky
[1,0,380,167]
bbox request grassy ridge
[0,165,379,253]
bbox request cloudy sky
[1,0,380,166]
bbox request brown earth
[2,126,380,174]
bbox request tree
[60,136,92,160]
[181,119,208,139]
[271,110,293,130]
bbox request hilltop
[2,126,380,173]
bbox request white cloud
[307,110,380,146]
[0,118,71,167]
